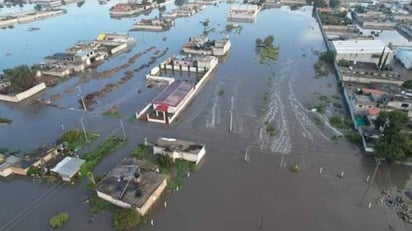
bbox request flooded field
[1,2,412,231]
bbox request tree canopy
[329,0,340,8]
[374,111,412,161]
[3,65,37,93]
[402,80,412,89]
[114,209,141,231]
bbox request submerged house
[153,137,206,165]
[96,158,167,216]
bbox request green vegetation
[329,0,340,8]
[319,11,352,25]
[27,166,42,176]
[0,117,12,124]
[256,35,279,63]
[266,123,277,136]
[315,103,326,114]
[337,59,350,67]
[57,130,99,151]
[312,0,327,8]
[49,212,70,229]
[132,144,196,191]
[79,137,127,178]
[103,109,122,118]
[345,130,362,144]
[218,90,224,96]
[332,102,343,108]
[90,195,116,214]
[374,111,412,161]
[331,135,340,141]
[289,164,300,173]
[402,80,412,89]
[314,61,328,77]
[3,65,37,93]
[114,209,141,231]
[329,116,353,129]
[319,51,336,64]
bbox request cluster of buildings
[227,4,261,23]
[161,3,205,18]
[0,8,65,28]
[318,2,412,152]
[37,33,135,78]
[96,137,206,216]
[136,35,230,125]
[0,144,85,182]
[133,17,175,32]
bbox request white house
[332,40,393,66]
[51,157,85,182]
[153,137,206,165]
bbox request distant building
[153,137,206,165]
[395,48,412,69]
[96,158,167,216]
[332,40,393,66]
[34,0,62,8]
[51,157,85,182]
[227,4,260,22]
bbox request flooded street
[1,2,412,231]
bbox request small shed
[51,157,85,182]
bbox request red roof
[367,108,381,116]
[156,104,169,112]
[362,88,384,95]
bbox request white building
[153,137,206,165]
[332,40,393,66]
[51,157,85,182]
[34,0,62,8]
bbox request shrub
[49,212,69,229]
[114,209,140,231]
[345,131,362,144]
[402,80,412,89]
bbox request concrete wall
[0,82,46,103]
[335,52,393,66]
[341,75,403,85]
[111,43,128,55]
[96,191,133,208]
[138,178,167,216]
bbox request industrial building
[153,137,206,165]
[332,40,393,66]
[96,158,167,216]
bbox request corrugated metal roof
[333,40,390,54]
[51,157,85,178]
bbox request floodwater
[1,2,412,231]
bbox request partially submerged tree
[114,209,140,231]
[3,65,37,93]
[374,111,412,161]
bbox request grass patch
[260,46,280,63]
[90,195,116,214]
[315,103,326,114]
[314,61,328,77]
[289,164,300,173]
[218,90,224,97]
[0,117,12,124]
[104,105,122,118]
[331,135,340,141]
[49,212,69,229]
[332,102,342,108]
[332,94,341,100]
[57,130,99,151]
[79,136,127,178]
[329,116,353,129]
[266,123,277,137]
[345,130,362,144]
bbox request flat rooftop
[152,81,194,107]
[96,158,166,208]
[332,39,390,54]
[51,156,85,177]
[154,137,204,155]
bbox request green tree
[319,50,336,64]
[114,209,141,231]
[374,111,412,161]
[3,65,37,93]
[255,38,262,47]
[49,212,70,229]
[263,35,274,47]
[329,0,340,8]
[402,80,412,89]
[174,0,187,6]
[313,0,327,8]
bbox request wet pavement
[1,2,412,231]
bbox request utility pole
[369,157,382,185]
[119,118,126,140]
[80,117,89,143]
[229,96,234,133]
[77,85,87,112]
